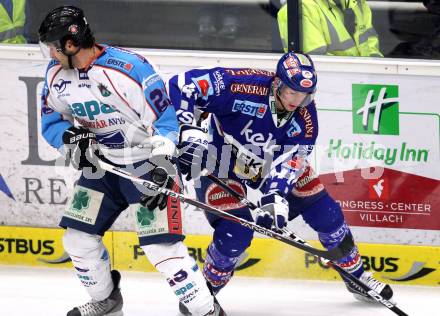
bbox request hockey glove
[177,124,209,181]
[62,126,100,172]
[140,155,176,211]
[256,191,289,230]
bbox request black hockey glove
[62,126,100,172]
[140,155,176,211]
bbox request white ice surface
[0,265,438,316]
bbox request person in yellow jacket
[0,0,26,44]
[278,0,382,56]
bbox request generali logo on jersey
[230,83,269,96]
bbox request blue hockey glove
[62,126,100,172]
[177,124,209,181]
[256,191,289,230]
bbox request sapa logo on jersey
[69,100,116,120]
[232,100,267,118]
[352,84,399,135]
[369,178,389,200]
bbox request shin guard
[203,242,239,295]
[142,241,214,316]
[319,223,364,278]
[63,228,113,301]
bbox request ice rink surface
[1,265,438,316]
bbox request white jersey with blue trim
[41,45,178,165]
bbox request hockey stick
[203,172,408,316]
[97,159,350,262]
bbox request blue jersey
[168,67,319,195]
[41,45,178,165]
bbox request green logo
[69,100,115,120]
[71,189,91,212]
[352,84,399,135]
[137,206,156,227]
[98,83,112,97]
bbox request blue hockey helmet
[275,52,317,107]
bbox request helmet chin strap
[275,94,287,113]
[62,46,81,69]
[273,79,287,113]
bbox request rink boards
[0,45,439,290]
[0,225,438,287]
[0,45,439,246]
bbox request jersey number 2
[150,89,170,113]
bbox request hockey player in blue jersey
[168,52,394,314]
[38,6,225,316]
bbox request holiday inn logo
[352,84,399,135]
[326,84,431,166]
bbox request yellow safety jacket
[0,0,26,44]
[278,0,382,57]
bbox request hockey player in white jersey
[38,6,225,316]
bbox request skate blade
[105,311,123,316]
[353,293,396,305]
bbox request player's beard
[59,56,71,69]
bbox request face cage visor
[277,81,315,109]
[39,40,63,59]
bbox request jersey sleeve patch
[105,57,133,73]
[191,73,214,100]
[143,73,171,114]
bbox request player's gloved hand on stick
[62,126,100,172]
[256,191,289,230]
[177,124,210,181]
[141,137,177,211]
[140,155,176,211]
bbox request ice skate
[206,298,227,316]
[179,296,226,316]
[179,299,226,316]
[67,270,123,316]
[345,271,394,302]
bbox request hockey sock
[319,222,364,278]
[63,228,113,301]
[142,241,214,315]
[203,241,239,294]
